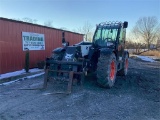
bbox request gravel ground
[0,58,160,120]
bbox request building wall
[0,18,83,74]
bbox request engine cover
[80,45,92,57]
[63,46,81,61]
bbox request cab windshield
[93,27,118,47]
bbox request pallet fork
[20,61,85,95]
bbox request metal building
[0,18,83,74]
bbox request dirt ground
[0,58,160,120]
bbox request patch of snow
[26,72,44,79]
[0,72,44,86]
[0,68,42,80]
[0,79,20,86]
[137,55,155,62]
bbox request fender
[99,48,114,56]
[88,48,114,60]
[52,47,65,54]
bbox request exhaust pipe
[62,31,69,47]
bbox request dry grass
[140,50,160,57]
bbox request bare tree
[44,20,53,27]
[22,17,37,24]
[60,27,68,31]
[11,17,38,24]
[132,16,160,50]
[72,29,77,33]
[77,21,94,42]
[11,18,21,21]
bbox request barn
[0,18,83,74]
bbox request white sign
[22,32,45,51]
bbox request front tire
[97,53,117,88]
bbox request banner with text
[22,32,45,51]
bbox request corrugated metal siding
[0,18,83,74]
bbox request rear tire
[97,53,117,88]
[117,54,129,76]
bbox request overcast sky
[0,0,159,33]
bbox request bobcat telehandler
[42,21,129,94]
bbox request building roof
[0,17,84,35]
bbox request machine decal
[86,46,89,49]
[65,53,73,59]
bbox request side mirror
[123,21,128,28]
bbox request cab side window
[119,28,126,43]
[94,29,101,40]
[111,29,118,41]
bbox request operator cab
[93,22,128,48]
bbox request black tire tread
[97,53,117,88]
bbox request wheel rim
[110,60,115,81]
